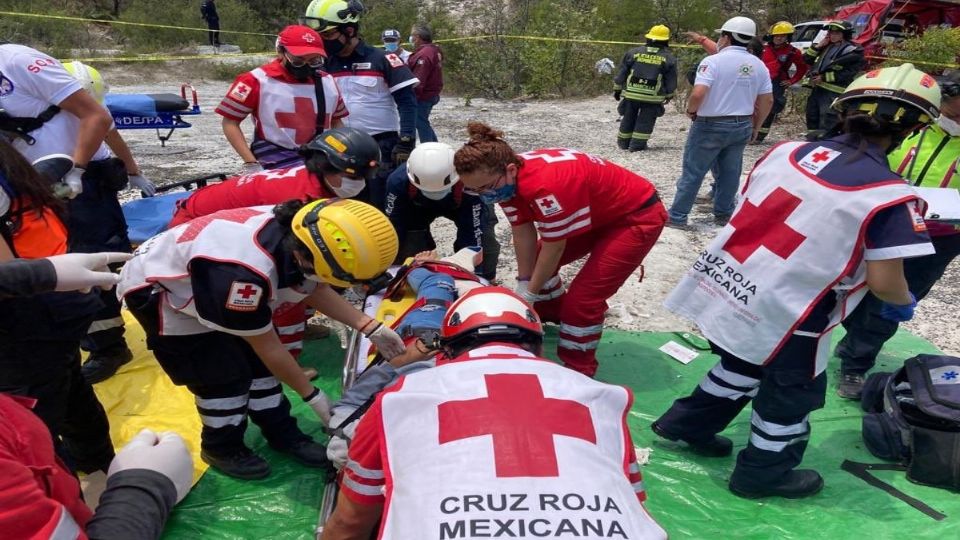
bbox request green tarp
[162,328,960,539]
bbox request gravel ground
[103,63,960,356]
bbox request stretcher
[105,84,202,147]
[121,173,227,245]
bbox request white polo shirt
[693,45,772,117]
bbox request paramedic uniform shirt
[324,42,418,135]
[694,45,772,117]
[0,44,88,162]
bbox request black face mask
[323,37,346,57]
[283,60,314,81]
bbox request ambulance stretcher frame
[120,172,227,246]
[105,84,202,147]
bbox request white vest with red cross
[665,141,921,375]
[375,344,666,540]
[250,68,340,149]
[117,206,313,336]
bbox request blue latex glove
[879,292,917,322]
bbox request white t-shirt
[0,44,89,163]
[694,45,772,117]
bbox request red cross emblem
[437,373,596,477]
[176,208,263,244]
[235,284,259,298]
[722,188,807,264]
[275,97,318,145]
[810,150,832,163]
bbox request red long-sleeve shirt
[762,43,808,84]
[407,43,443,100]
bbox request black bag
[861,354,960,491]
[84,157,129,193]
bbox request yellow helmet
[832,63,941,128]
[645,24,670,41]
[769,21,795,36]
[301,0,364,32]
[291,198,398,288]
[63,61,108,104]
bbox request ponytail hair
[454,122,522,176]
[273,197,315,266]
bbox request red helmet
[439,286,543,355]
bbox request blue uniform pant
[415,96,440,143]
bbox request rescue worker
[803,20,865,140]
[613,24,677,151]
[0,143,114,475]
[381,29,410,64]
[118,199,406,479]
[384,141,500,280]
[321,286,667,540]
[836,71,960,399]
[217,25,348,172]
[653,64,940,499]
[168,127,380,369]
[756,22,808,142]
[301,0,420,209]
[62,60,157,384]
[455,123,667,377]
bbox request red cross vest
[250,68,340,149]
[665,141,921,375]
[117,206,313,336]
[375,344,666,540]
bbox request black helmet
[825,20,854,39]
[300,127,381,180]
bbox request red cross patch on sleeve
[229,82,252,101]
[798,146,841,174]
[535,195,563,217]
[385,53,404,68]
[226,281,263,312]
[907,201,928,233]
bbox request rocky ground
[102,61,959,355]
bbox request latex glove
[129,173,157,197]
[240,162,264,175]
[613,90,622,101]
[366,321,405,359]
[48,252,133,292]
[391,136,415,166]
[304,387,332,424]
[108,429,194,504]
[879,293,917,322]
[326,408,359,469]
[61,167,84,199]
[514,281,541,304]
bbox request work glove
[129,173,157,197]
[613,89,622,101]
[392,136,415,166]
[879,293,917,322]
[48,252,133,292]
[108,429,194,504]
[326,408,359,469]
[60,166,85,199]
[366,321,406,359]
[303,387,333,425]
[240,162,264,175]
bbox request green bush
[884,26,960,75]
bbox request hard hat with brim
[833,63,942,127]
[645,24,670,41]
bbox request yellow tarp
[89,310,208,483]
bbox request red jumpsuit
[501,148,666,376]
[169,165,335,359]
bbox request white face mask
[421,188,451,201]
[937,115,960,137]
[0,188,9,217]
[329,177,366,198]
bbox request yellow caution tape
[866,55,959,70]
[435,34,700,49]
[64,52,273,63]
[0,10,277,37]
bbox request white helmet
[718,16,757,38]
[406,142,458,199]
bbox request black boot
[837,372,866,400]
[201,447,271,480]
[652,421,733,457]
[81,344,134,384]
[729,469,824,499]
[273,439,332,469]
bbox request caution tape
[866,55,959,69]
[435,34,700,49]
[0,10,277,37]
[64,52,274,63]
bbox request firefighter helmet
[645,24,670,42]
[832,63,941,129]
[301,127,381,181]
[290,198,398,288]
[63,61,108,104]
[769,21,795,36]
[301,0,364,32]
[825,20,855,39]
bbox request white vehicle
[790,20,828,51]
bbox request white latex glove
[61,167,84,199]
[305,387,332,424]
[326,408,359,469]
[366,322,405,359]
[129,173,157,197]
[240,162,264,175]
[47,252,133,292]
[108,429,194,504]
[514,280,541,304]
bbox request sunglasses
[283,51,324,68]
[463,173,506,197]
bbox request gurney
[121,173,227,245]
[105,84,202,146]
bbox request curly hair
[453,122,522,176]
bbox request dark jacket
[408,43,444,101]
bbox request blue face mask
[479,183,516,204]
[384,42,398,52]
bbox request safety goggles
[299,17,338,33]
[283,51,325,68]
[462,173,506,197]
[298,199,389,290]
